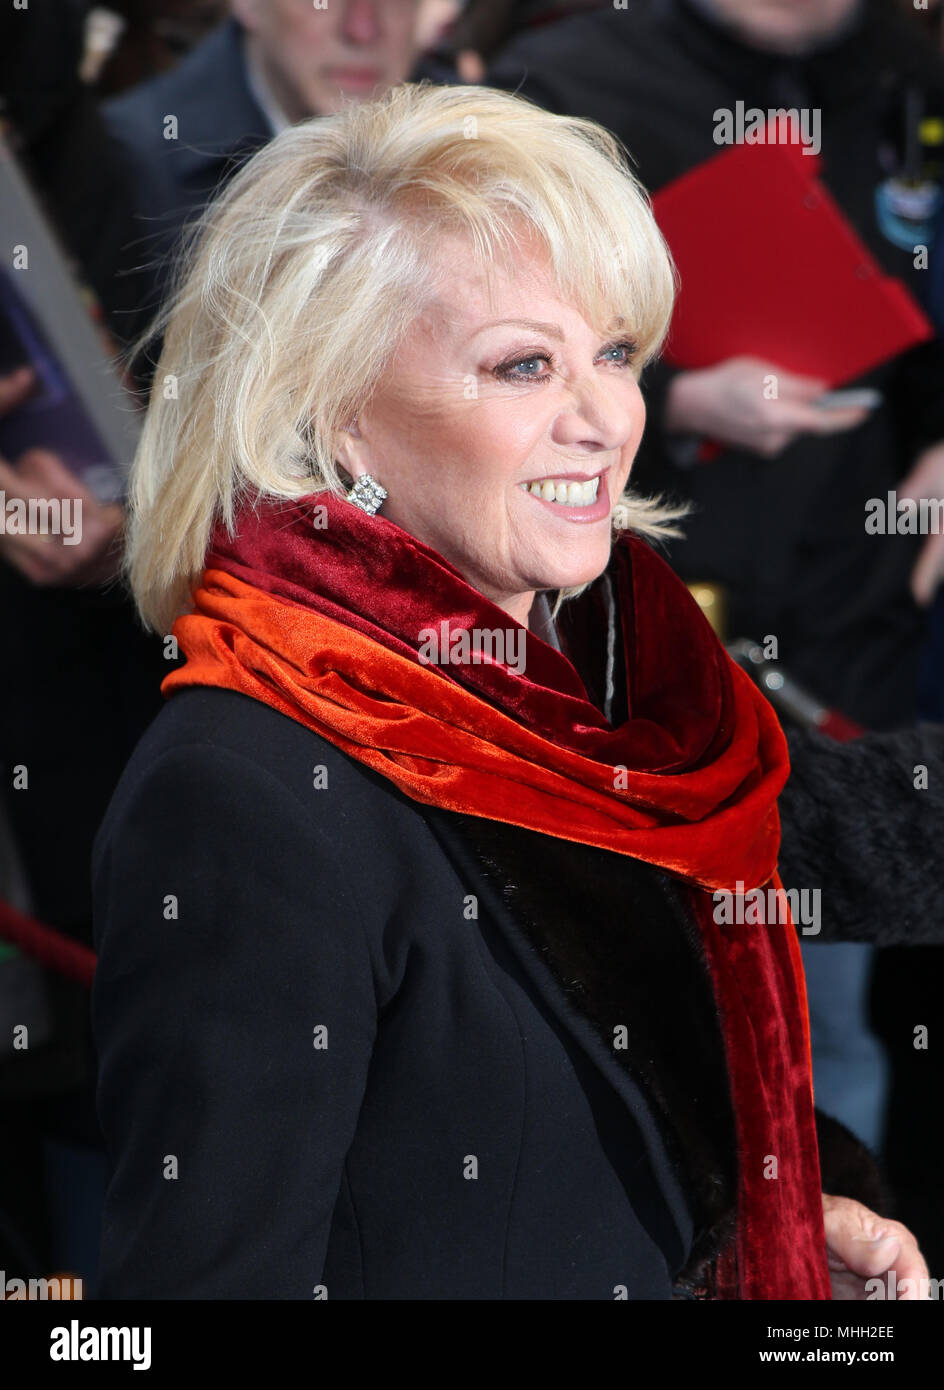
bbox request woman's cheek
[480,406,546,465]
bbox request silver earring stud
[346,473,387,515]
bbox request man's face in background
[705,0,862,54]
[232,0,423,119]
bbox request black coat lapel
[423,806,738,1280]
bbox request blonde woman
[92,83,923,1301]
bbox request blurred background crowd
[2,0,944,1298]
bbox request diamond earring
[346,473,387,515]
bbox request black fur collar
[423,807,739,1284]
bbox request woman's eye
[496,354,551,381]
[493,341,638,384]
[603,341,638,365]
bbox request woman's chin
[531,563,610,595]
[531,542,614,594]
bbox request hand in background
[664,356,870,458]
[0,368,125,587]
[823,1193,929,1300]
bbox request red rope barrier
[0,898,96,990]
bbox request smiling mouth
[519,475,602,507]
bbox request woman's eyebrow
[470,318,565,339]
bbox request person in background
[414,0,488,82]
[93,0,228,95]
[100,0,429,352]
[0,0,167,1295]
[486,0,944,1267]
[420,0,609,82]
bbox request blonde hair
[126,80,685,632]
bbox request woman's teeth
[521,476,601,507]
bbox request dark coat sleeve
[778,723,944,945]
[91,743,378,1298]
[815,1109,888,1217]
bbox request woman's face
[335,233,647,627]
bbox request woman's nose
[550,374,644,453]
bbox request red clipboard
[651,138,934,382]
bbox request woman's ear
[334,417,367,483]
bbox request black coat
[91,685,879,1300]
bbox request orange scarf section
[164,563,815,1078]
[164,567,787,893]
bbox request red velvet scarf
[162,491,831,1300]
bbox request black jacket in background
[487,0,944,728]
